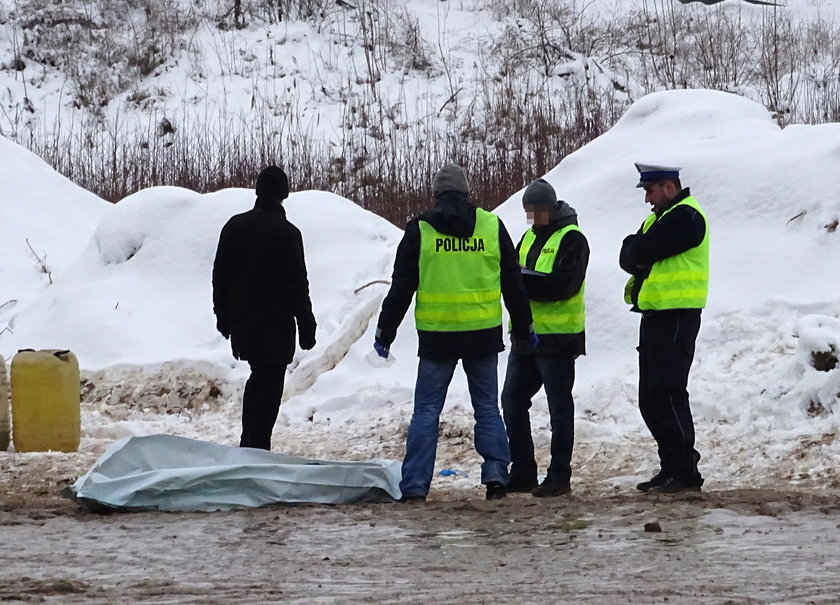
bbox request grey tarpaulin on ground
[66,434,402,512]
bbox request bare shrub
[5,0,200,113]
[31,76,617,227]
[217,0,332,26]
[8,0,840,227]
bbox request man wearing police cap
[620,163,709,494]
[501,178,589,497]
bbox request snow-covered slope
[1,186,401,374]
[2,88,839,489]
[0,135,111,330]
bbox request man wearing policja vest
[373,163,535,502]
[501,179,589,497]
[620,163,709,494]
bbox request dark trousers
[240,361,287,450]
[638,311,703,484]
[501,352,576,485]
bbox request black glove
[513,332,539,353]
[300,334,316,350]
[216,317,230,340]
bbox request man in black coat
[212,165,317,450]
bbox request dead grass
[5,0,840,225]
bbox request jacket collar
[655,187,691,216]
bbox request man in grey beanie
[374,162,535,502]
[501,177,589,497]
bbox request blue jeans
[399,355,511,498]
[501,352,576,485]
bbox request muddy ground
[2,369,840,603]
[2,450,840,604]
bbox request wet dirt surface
[2,472,840,604]
[2,384,840,604]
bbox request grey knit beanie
[523,178,577,221]
[432,163,470,197]
[522,178,557,208]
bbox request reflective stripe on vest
[415,209,502,332]
[519,225,585,334]
[625,196,709,310]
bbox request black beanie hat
[255,165,289,202]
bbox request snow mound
[3,186,402,374]
[613,89,779,141]
[0,136,111,326]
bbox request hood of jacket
[419,191,477,238]
[533,203,579,237]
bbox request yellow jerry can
[11,349,81,453]
[0,355,9,452]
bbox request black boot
[507,478,539,493]
[648,476,702,494]
[532,476,571,498]
[485,481,507,500]
[636,470,667,492]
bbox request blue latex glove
[527,332,539,351]
[373,341,390,359]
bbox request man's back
[213,201,314,364]
[220,205,300,308]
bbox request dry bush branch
[7,0,840,227]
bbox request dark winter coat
[619,187,706,316]
[376,191,533,361]
[212,200,317,364]
[514,213,589,357]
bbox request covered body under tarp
[66,434,402,512]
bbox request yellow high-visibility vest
[624,196,709,310]
[415,209,502,332]
[519,225,585,334]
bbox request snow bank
[2,186,401,376]
[3,89,840,489]
[0,136,110,328]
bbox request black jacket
[212,200,317,364]
[619,188,706,315]
[515,216,589,356]
[376,191,533,360]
